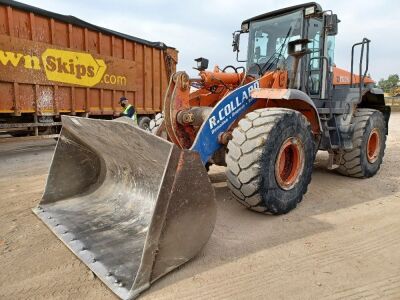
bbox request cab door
[306,17,324,99]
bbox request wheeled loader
[34,2,391,299]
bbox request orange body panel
[189,70,287,108]
[333,67,374,86]
[200,70,244,86]
[165,64,376,147]
[164,69,288,148]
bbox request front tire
[226,108,316,215]
[336,108,386,178]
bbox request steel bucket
[33,116,216,299]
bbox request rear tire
[226,108,316,215]
[336,108,386,178]
[138,116,151,131]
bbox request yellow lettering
[104,74,110,84]
[23,54,41,70]
[87,66,94,77]
[42,49,106,87]
[75,65,86,79]
[45,56,57,71]
[102,74,126,86]
[117,76,127,86]
[0,50,23,67]
[0,47,129,88]
[110,75,116,84]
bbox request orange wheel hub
[367,128,380,163]
[275,137,305,190]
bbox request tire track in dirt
[2,115,400,299]
[143,195,400,300]
[330,273,400,299]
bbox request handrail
[350,38,371,101]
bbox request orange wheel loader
[34,2,391,299]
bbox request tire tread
[226,108,314,214]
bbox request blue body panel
[190,80,260,164]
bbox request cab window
[307,18,323,95]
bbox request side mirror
[232,31,240,52]
[325,14,339,36]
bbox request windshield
[247,10,303,75]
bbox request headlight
[305,6,315,16]
[194,57,209,71]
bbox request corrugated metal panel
[0,1,178,117]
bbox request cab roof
[242,2,322,25]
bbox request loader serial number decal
[0,48,126,87]
[191,80,260,164]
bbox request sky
[19,0,400,81]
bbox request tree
[378,74,399,95]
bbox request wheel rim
[367,128,380,163]
[275,137,305,190]
[142,122,150,131]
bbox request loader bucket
[33,116,216,299]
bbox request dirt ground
[1,113,400,300]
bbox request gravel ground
[1,112,399,299]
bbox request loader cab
[237,2,338,100]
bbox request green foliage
[378,74,399,95]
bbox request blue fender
[190,79,260,164]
